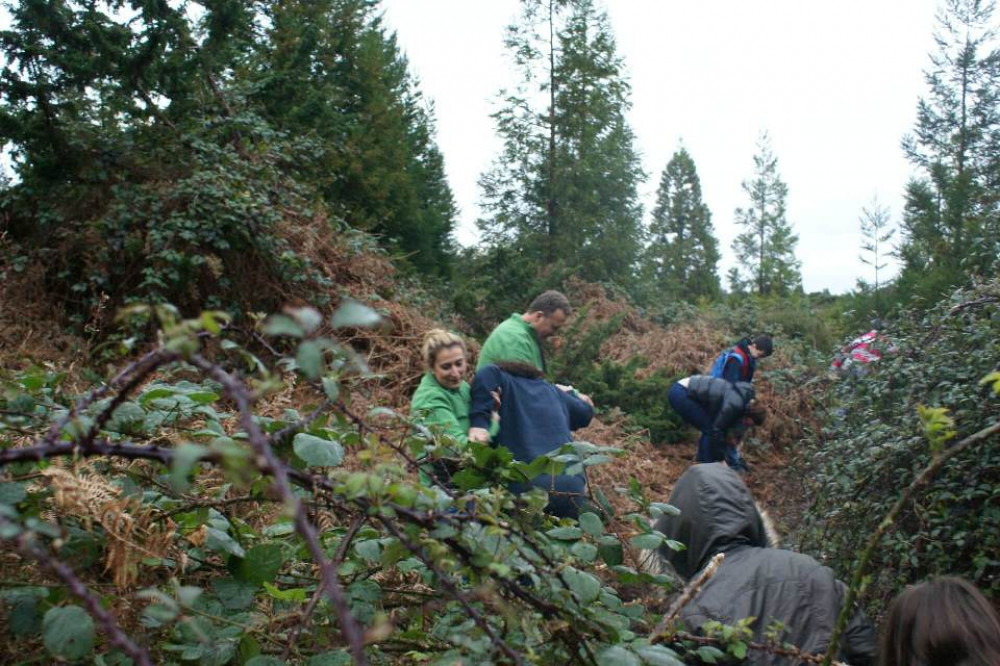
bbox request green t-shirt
[409,373,471,444]
[476,313,544,372]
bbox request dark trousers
[668,382,725,463]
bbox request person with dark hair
[711,334,774,384]
[668,375,764,465]
[477,290,572,373]
[881,576,1000,666]
[653,464,877,666]
[467,361,593,518]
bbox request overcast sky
[379,0,942,294]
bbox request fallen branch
[652,552,724,640]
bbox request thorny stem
[189,354,369,666]
[673,630,849,666]
[37,348,167,449]
[2,517,153,666]
[281,514,367,661]
[378,517,527,666]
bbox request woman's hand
[468,427,491,443]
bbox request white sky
[379,0,942,294]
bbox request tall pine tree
[477,0,644,291]
[897,0,1000,299]
[645,147,720,301]
[730,132,801,296]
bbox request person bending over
[468,361,593,518]
[668,374,764,466]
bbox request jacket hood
[655,463,767,580]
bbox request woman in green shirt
[410,328,473,444]
[410,329,477,487]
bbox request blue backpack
[709,347,750,381]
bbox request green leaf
[236,544,286,586]
[138,387,176,405]
[451,468,488,490]
[598,537,624,566]
[213,578,256,611]
[979,371,1000,395]
[296,340,325,380]
[307,651,352,666]
[649,502,680,518]
[630,532,665,550]
[597,646,640,666]
[594,487,615,517]
[293,433,344,467]
[696,646,725,664]
[330,300,382,328]
[263,582,308,603]
[322,377,340,402]
[170,443,205,493]
[578,512,603,536]
[205,527,245,558]
[916,404,957,452]
[547,526,584,541]
[43,606,95,661]
[186,391,220,405]
[562,567,601,603]
[354,540,381,563]
[570,542,598,563]
[10,597,42,636]
[0,481,27,506]
[263,314,304,338]
[635,645,685,666]
[288,306,323,334]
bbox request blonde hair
[421,329,466,369]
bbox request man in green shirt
[477,290,571,373]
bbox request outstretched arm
[469,366,505,440]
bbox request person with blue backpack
[709,334,774,384]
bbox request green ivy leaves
[43,606,95,662]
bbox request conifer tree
[730,133,801,296]
[645,147,720,301]
[897,0,1000,298]
[858,198,895,294]
[254,0,457,276]
[478,0,644,290]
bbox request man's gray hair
[527,290,571,317]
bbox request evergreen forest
[0,1,998,664]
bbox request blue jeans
[668,382,725,463]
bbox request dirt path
[583,416,810,544]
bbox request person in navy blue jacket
[468,361,594,518]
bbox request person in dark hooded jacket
[654,464,877,666]
[668,375,762,464]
